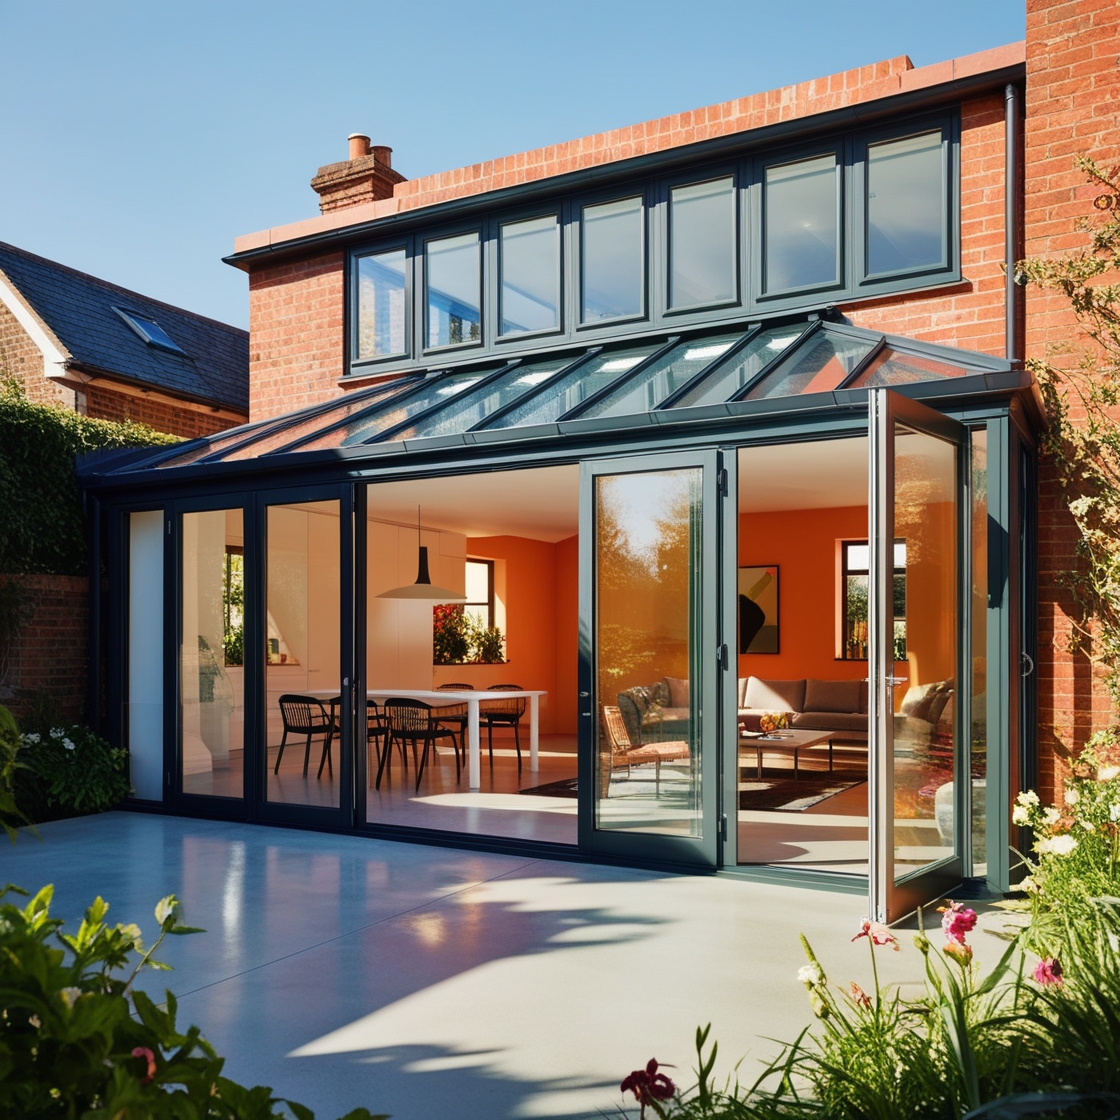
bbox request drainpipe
[1005,82,1021,364]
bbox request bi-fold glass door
[578,450,721,867]
[868,389,969,922]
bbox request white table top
[305,688,545,702]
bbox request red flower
[131,1046,157,1084]
[849,981,872,1008]
[852,918,899,950]
[938,901,978,946]
[1033,956,1064,986]
[621,1058,675,1114]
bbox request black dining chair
[379,698,461,791]
[480,684,527,771]
[432,682,474,762]
[276,695,338,778]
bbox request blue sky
[1,1,1025,330]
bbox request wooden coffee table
[738,729,836,781]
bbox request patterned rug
[739,776,865,812]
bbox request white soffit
[738,436,868,512]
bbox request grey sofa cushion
[804,678,862,714]
[792,711,867,733]
[743,676,806,713]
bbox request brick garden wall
[1024,0,1120,801]
[1,574,89,726]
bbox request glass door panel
[180,509,244,799]
[869,389,966,922]
[579,452,719,867]
[264,499,342,809]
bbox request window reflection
[500,215,559,335]
[426,232,481,348]
[355,248,407,359]
[581,197,643,322]
[867,131,944,275]
[670,177,736,308]
[764,154,839,292]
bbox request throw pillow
[665,676,690,708]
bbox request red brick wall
[85,383,242,439]
[248,251,344,422]
[0,574,89,725]
[1025,0,1120,801]
[0,301,74,408]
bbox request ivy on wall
[0,382,179,576]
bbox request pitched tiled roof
[0,241,248,412]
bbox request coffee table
[738,729,836,781]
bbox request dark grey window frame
[345,110,961,380]
[422,224,485,357]
[349,242,412,367]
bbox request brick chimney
[311,134,406,213]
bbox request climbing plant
[0,381,178,576]
[1019,156,1120,711]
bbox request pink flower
[852,918,899,950]
[938,901,978,946]
[621,1058,675,1113]
[1033,957,1064,986]
[849,981,872,1008]
[131,1046,157,1084]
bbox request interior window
[581,196,644,322]
[463,558,494,630]
[500,215,560,335]
[866,131,945,276]
[764,154,839,293]
[841,539,906,660]
[355,248,407,360]
[669,177,736,309]
[426,231,481,348]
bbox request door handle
[1021,652,1035,678]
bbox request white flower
[1080,819,1095,831]
[1042,807,1062,827]
[21,732,40,745]
[1016,790,1040,808]
[49,728,63,740]
[1064,788,1080,806]
[1019,875,1038,893]
[797,963,824,988]
[1012,805,1031,825]
[1110,803,1120,822]
[1036,834,1078,856]
[62,739,75,752]
[1101,765,1120,781]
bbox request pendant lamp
[377,508,467,601]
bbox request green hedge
[0,383,178,576]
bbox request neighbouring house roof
[0,241,248,413]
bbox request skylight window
[114,307,185,354]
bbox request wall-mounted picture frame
[739,565,779,654]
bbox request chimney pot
[371,145,392,169]
[348,133,371,160]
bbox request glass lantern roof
[92,315,1020,477]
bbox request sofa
[617,677,691,745]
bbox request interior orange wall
[738,506,868,685]
[432,534,578,736]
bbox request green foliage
[0,380,178,576]
[0,704,28,841]
[15,723,130,820]
[0,575,33,686]
[223,551,245,666]
[432,604,506,664]
[621,901,1120,1120]
[0,883,387,1119]
[1018,157,1120,710]
[1007,741,1120,949]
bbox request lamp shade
[376,545,467,601]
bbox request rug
[739,776,865,812]
[519,777,578,798]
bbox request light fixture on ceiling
[376,507,467,601]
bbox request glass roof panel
[290,367,503,450]
[480,342,663,430]
[666,325,806,409]
[390,356,575,441]
[845,347,972,388]
[218,377,420,462]
[740,329,878,401]
[577,331,747,420]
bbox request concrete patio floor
[3,813,1008,1120]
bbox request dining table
[307,687,545,791]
